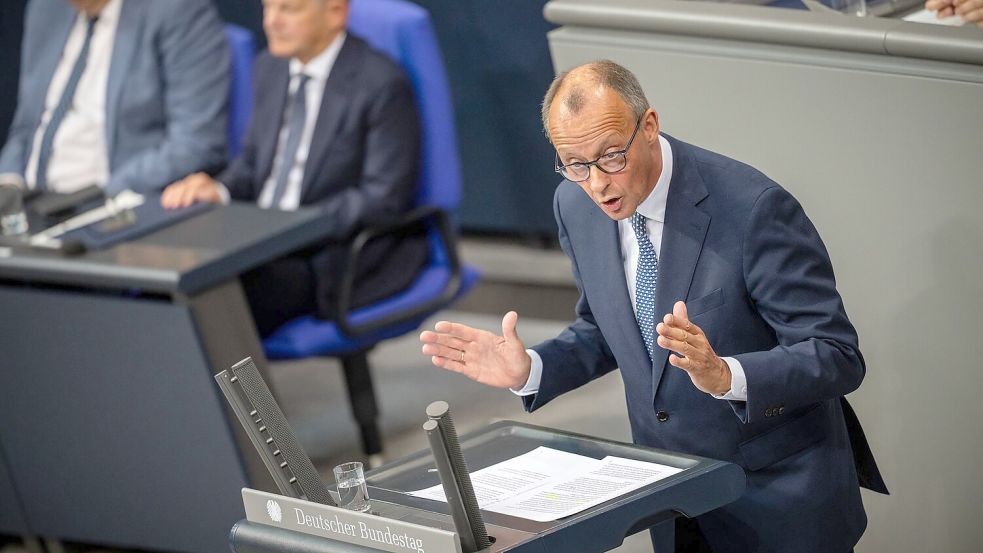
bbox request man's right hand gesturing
[420,311,532,390]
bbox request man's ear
[645,109,661,143]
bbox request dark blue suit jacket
[0,0,228,195]
[526,135,883,553]
[219,34,425,317]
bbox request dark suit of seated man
[162,0,425,337]
[0,0,228,195]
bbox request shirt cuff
[0,173,26,189]
[215,182,231,205]
[510,349,543,396]
[711,356,748,402]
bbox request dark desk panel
[0,203,332,551]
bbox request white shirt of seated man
[24,0,123,193]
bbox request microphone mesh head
[231,358,333,505]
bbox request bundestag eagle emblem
[266,499,283,522]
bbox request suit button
[656,411,669,422]
[765,408,774,417]
[777,406,785,415]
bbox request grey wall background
[546,11,983,552]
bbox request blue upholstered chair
[262,0,480,461]
[224,24,255,158]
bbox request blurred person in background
[162,0,425,336]
[0,0,229,196]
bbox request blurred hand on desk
[926,0,983,25]
[161,172,224,209]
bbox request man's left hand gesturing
[656,300,732,395]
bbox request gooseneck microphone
[424,401,491,553]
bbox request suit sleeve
[105,0,229,195]
[311,68,421,238]
[0,0,44,178]
[216,55,271,202]
[217,127,259,201]
[0,78,34,179]
[524,187,618,412]
[0,89,35,178]
[217,139,258,201]
[732,185,865,424]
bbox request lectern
[229,421,746,553]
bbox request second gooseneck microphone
[424,401,491,553]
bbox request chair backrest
[224,24,256,158]
[348,0,462,214]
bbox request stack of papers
[903,9,966,26]
[408,446,684,522]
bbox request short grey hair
[541,60,650,142]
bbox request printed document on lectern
[409,446,684,522]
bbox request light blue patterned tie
[35,16,99,190]
[631,212,659,361]
[269,73,311,209]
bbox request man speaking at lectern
[420,61,886,553]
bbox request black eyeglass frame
[553,114,645,182]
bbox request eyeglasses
[554,115,643,182]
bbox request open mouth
[600,197,623,212]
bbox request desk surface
[0,202,330,295]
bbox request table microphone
[0,235,87,256]
[37,237,88,256]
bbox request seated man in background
[0,0,229,196]
[162,0,426,337]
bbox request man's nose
[588,165,610,193]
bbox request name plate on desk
[242,489,463,553]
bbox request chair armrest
[334,205,463,337]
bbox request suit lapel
[299,37,360,202]
[255,59,290,198]
[104,1,143,158]
[580,201,654,381]
[650,138,710,399]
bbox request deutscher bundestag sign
[242,488,463,553]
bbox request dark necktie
[269,73,311,209]
[35,16,98,190]
[631,212,659,361]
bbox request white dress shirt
[256,33,346,211]
[514,135,748,401]
[25,0,123,193]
